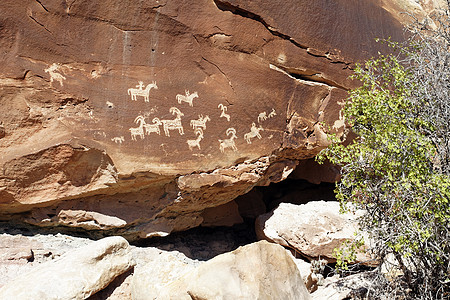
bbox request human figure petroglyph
[136,81,145,89]
[161,107,184,137]
[144,117,162,135]
[257,112,267,123]
[176,90,199,107]
[187,128,204,151]
[219,128,238,153]
[190,115,210,130]
[129,115,146,141]
[218,103,230,122]
[128,81,158,102]
[44,63,66,87]
[244,122,264,144]
[111,136,125,144]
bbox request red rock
[0,0,427,237]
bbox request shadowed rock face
[0,0,413,237]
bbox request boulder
[151,240,310,300]
[256,202,372,264]
[0,236,134,299]
[0,0,432,236]
[131,250,200,300]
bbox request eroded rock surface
[0,0,422,236]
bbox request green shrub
[317,4,450,299]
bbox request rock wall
[0,0,414,238]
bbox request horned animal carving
[161,107,185,137]
[144,118,162,135]
[219,128,238,153]
[218,103,231,121]
[128,81,158,102]
[187,128,204,151]
[268,108,277,118]
[244,122,264,144]
[129,115,146,141]
[176,90,199,106]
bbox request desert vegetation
[317,2,450,299]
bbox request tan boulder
[131,250,200,300]
[256,202,372,264]
[152,240,310,300]
[0,236,134,300]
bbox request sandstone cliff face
[0,0,409,237]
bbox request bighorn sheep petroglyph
[187,128,204,151]
[144,118,162,135]
[219,127,238,153]
[268,108,277,118]
[161,107,184,137]
[218,103,230,121]
[129,115,146,141]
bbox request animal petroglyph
[218,103,230,122]
[258,108,277,123]
[176,90,199,107]
[111,136,125,144]
[244,122,264,144]
[129,115,146,141]
[187,128,204,151]
[161,107,184,137]
[190,115,210,130]
[257,112,267,123]
[144,118,162,135]
[44,63,66,87]
[268,108,277,118]
[128,81,158,102]
[219,128,238,153]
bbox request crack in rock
[28,15,52,34]
[212,0,347,64]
